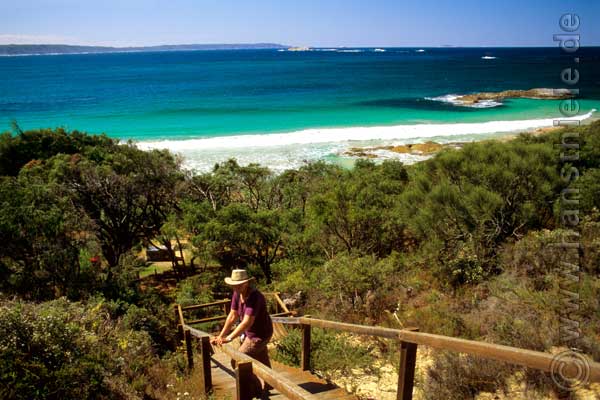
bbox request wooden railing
[271,316,600,400]
[178,292,293,326]
[175,299,600,400]
[183,325,320,400]
[181,299,231,324]
[174,295,315,400]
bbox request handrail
[220,341,320,400]
[279,317,600,383]
[181,299,230,311]
[398,329,600,382]
[184,324,319,400]
[186,326,210,339]
[272,316,301,325]
[186,315,229,324]
[298,316,408,339]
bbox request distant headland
[0,43,289,56]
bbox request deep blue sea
[1,47,599,170]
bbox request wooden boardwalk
[210,346,357,399]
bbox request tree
[186,159,299,282]
[0,127,115,176]
[307,159,409,258]
[55,145,183,281]
[0,174,94,299]
[196,203,287,282]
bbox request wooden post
[397,333,418,400]
[301,323,311,371]
[184,329,194,370]
[198,336,212,393]
[174,305,184,341]
[236,361,253,400]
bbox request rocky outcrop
[456,88,574,105]
[344,141,453,158]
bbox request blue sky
[1,0,599,47]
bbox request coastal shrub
[307,159,409,258]
[438,253,487,287]
[501,229,571,290]
[578,168,600,214]
[273,328,371,376]
[316,253,401,322]
[0,127,115,176]
[0,299,107,399]
[581,216,600,275]
[195,202,289,283]
[401,140,559,278]
[471,272,558,351]
[122,304,172,354]
[398,294,469,337]
[0,297,178,400]
[271,258,316,294]
[175,275,215,307]
[174,274,225,332]
[102,253,146,303]
[424,351,516,400]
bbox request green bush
[175,275,216,307]
[401,139,559,271]
[0,299,107,399]
[317,254,401,320]
[273,328,371,377]
[440,254,487,287]
[103,253,146,303]
[122,304,172,354]
[0,297,172,400]
[424,351,517,400]
[271,258,315,294]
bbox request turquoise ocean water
[1,47,599,170]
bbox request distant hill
[0,43,289,56]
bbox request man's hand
[210,335,232,346]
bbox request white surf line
[137,110,596,152]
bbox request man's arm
[225,314,255,342]
[212,309,238,345]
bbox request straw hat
[224,269,255,286]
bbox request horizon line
[2,43,600,49]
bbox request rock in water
[456,88,575,105]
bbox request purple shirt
[231,289,273,341]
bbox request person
[211,269,273,397]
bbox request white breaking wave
[482,56,498,60]
[137,110,596,172]
[138,110,595,152]
[425,94,503,108]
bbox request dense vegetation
[1,121,599,399]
